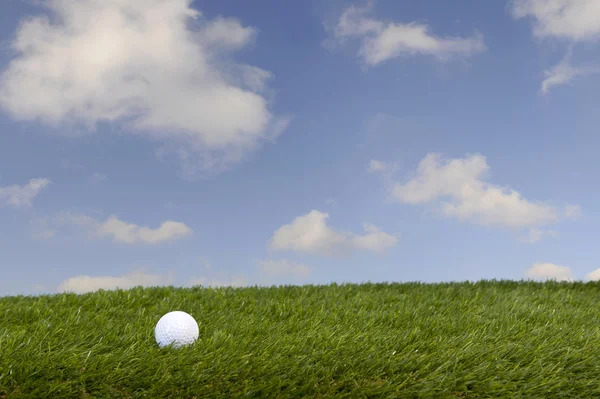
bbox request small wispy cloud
[0,178,50,208]
[564,204,582,220]
[368,160,388,172]
[34,212,192,245]
[541,51,600,95]
[327,2,485,66]
[519,228,559,244]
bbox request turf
[1,280,600,398]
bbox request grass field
[1,280,600,398]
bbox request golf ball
[154,311,199,348]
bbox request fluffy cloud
[34,212,192,244]
[510,0,600,94]
[0,0,288,174]
[258,259,312,278]
[98,216,191,244]
[0,178,50,208]
[269,210,397,256]
[352,224,398,251]
[525,262,574,282]
[330,3,485,66]
[58,270,174,294]
[510,0,600,42]
[391,153,578,228]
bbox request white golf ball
[154,311,199,348]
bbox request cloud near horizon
[524,263,600,282]
[0,0,289,174]
[389,153,580,230]
[56,261,600,294]
[57,270,249,294]
[525,262,574,282]
[269,210,397,256]
[58,269,175,294]
[329,3,486,66]
[55,258,314,294]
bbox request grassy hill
[1,280,600,398]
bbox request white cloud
[541,51,600,94]
[525,262,574,282]
[0,0,288,174]
[391,153,577,228]
[34,212,192,244]
[98,216,192,244]
[270,211,346,256]
[510,1,600,93]
[0,178,50,208]
[269,210,397,256]
[519,228,559,244]
[330,3,485,66]
[352,224,399,252]
[510,0,600,42]
[258,259,312,278]
[188,274,249,288]
[58,270,174,294]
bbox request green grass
[2,280,600,398]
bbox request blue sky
[1,0,599,296]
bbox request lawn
[1,280,600,398]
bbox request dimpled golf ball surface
[155,311,199,348]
